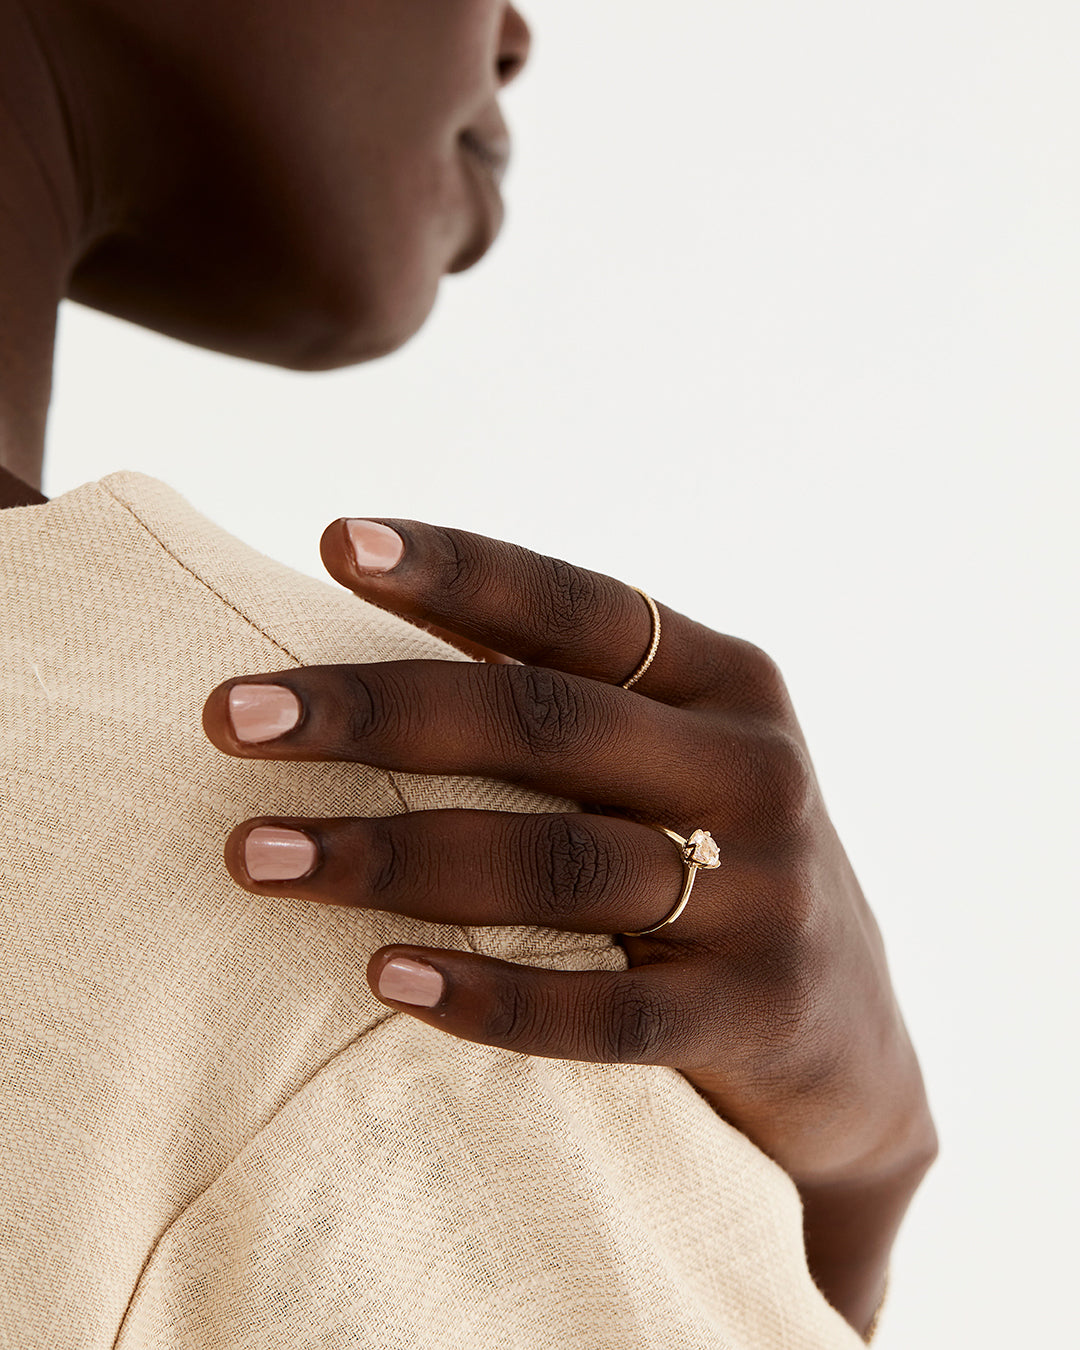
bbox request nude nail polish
[377,957,445,1006]
[345,520,405,573]
[228,684,302,743]
[244,826,319,881]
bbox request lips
[459,117,511,185]
[447,111,511,273]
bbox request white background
[44,2,1078,1344]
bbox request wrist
[796,1109,937,1338]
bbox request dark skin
[0,0,936,1337]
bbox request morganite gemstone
[687,829,721,867]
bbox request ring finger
[226,809,700,938]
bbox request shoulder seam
[97,481,302,664]
[95,482,416,816]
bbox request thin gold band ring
[620,588,661,690]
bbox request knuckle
[367,818,408,901]
[532,553,606,640]
[599,981,671,1063]
[529,817,618,923]
[721,639,792,715]
[503,665,603,758]
[344,668,412,750]
[344,668,383,743]
[760,730,816,835]
[428,527,488,608]
[714,726,816,844]
[730,939,821,1076]
[734,639,785,692]
[750,885,826,1018]
[763,892,820,982]
[483,979,543,1052]
[727,893,842,1097]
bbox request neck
[0,462,48,507]
[0,222,62,494]
[0,1,90,493]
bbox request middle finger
[204,659,722,826]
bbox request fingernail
[377,957,445,1007]
[228,684,302,743]
[244,826,319,881]
[345,520,405,574]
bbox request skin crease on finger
[0,0,938,1339]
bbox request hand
[202,519,937,1337]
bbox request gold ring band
[622,826,721,936]
[620,588,661,689]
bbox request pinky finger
[367,945,722,1069]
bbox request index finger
[320,519,777,713]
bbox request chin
[275,271,442,372]
[69,247,444,374]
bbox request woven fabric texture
[0,472,862,1349]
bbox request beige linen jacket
[0,472,863,1350]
